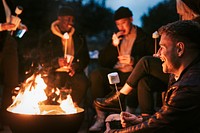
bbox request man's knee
[89,68,107,81]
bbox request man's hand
[120,112,143,128]
[118,55,134,65]
[58,57,67,67]
[10,15,21,30]
[57,58,75,76]
[18,23,28,31]
[0,23,15,31]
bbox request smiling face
[58,15,74,33]
[157,33,181,75]
[115,17,133,35]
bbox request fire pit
[6,105,84,133]
[5,73,85,133]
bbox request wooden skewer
[64,40,67,58]
[117,46,121,56]
[114,83,123,112]
[155,38,157,54]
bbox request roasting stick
[154,38,157,54]
[152,31,159,54]
[108,72,123,112]
[114,83,123,112]
[63,32,69,58]
[112,33,121,56]
[64,41,67,58]
[10,6,23,36]
[117,46,121,56]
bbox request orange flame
[7,74,77,115]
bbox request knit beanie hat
[114,6,133,21]
[57,6,75,17]
[182,0,200,15]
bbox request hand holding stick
[10,6,23,35]
[107,72,122,112]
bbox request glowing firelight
[60,95,77,114]
[7,74,77,115]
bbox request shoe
[89,107,106,132]
[89,119,104,132]
[94,92,126,113]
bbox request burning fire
[7,73,77,115]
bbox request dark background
[12,0,178,82]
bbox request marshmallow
[107,72,120,84]
[152,31,159,39]
[63,32,69,39]
[15,6,23,15]
[112,33,120,46]
[10,15,21,30]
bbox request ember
[7,73,78,115]
[7,105,84,133]
[6,73,84,133]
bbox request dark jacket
[182,0,200,15]
[0,0,15,51]
[38,30,90,73]
[109,56,200,133]
[98,26,154,69]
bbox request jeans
[126,56,169,114]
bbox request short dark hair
[114,6,133,21]
[158,20,200,50]
[57,6,75,17]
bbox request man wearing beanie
[102,0,200,133]
[89,6,156,131]
[38,6,90,107]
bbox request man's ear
[176,42,184,57]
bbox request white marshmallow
[15,6,23,15]
[63,32,69,39]
[107,72,120,84]
[152,31,159,39]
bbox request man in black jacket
[38,6,90,107]
[92,0,200,132]
[89,6,158,131]
[106,20,200,133]
[89,6,155,106]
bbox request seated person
[89,7,167,132]
[0,0,27,129]
[89,6,154,105]
[38,6,90,107]
[105,19,200,133]
[90,0,200,131]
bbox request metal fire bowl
[6,105,84,133]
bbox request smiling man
[105,20,200,133]
[89,6,155,131]
[38,6,90,107]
